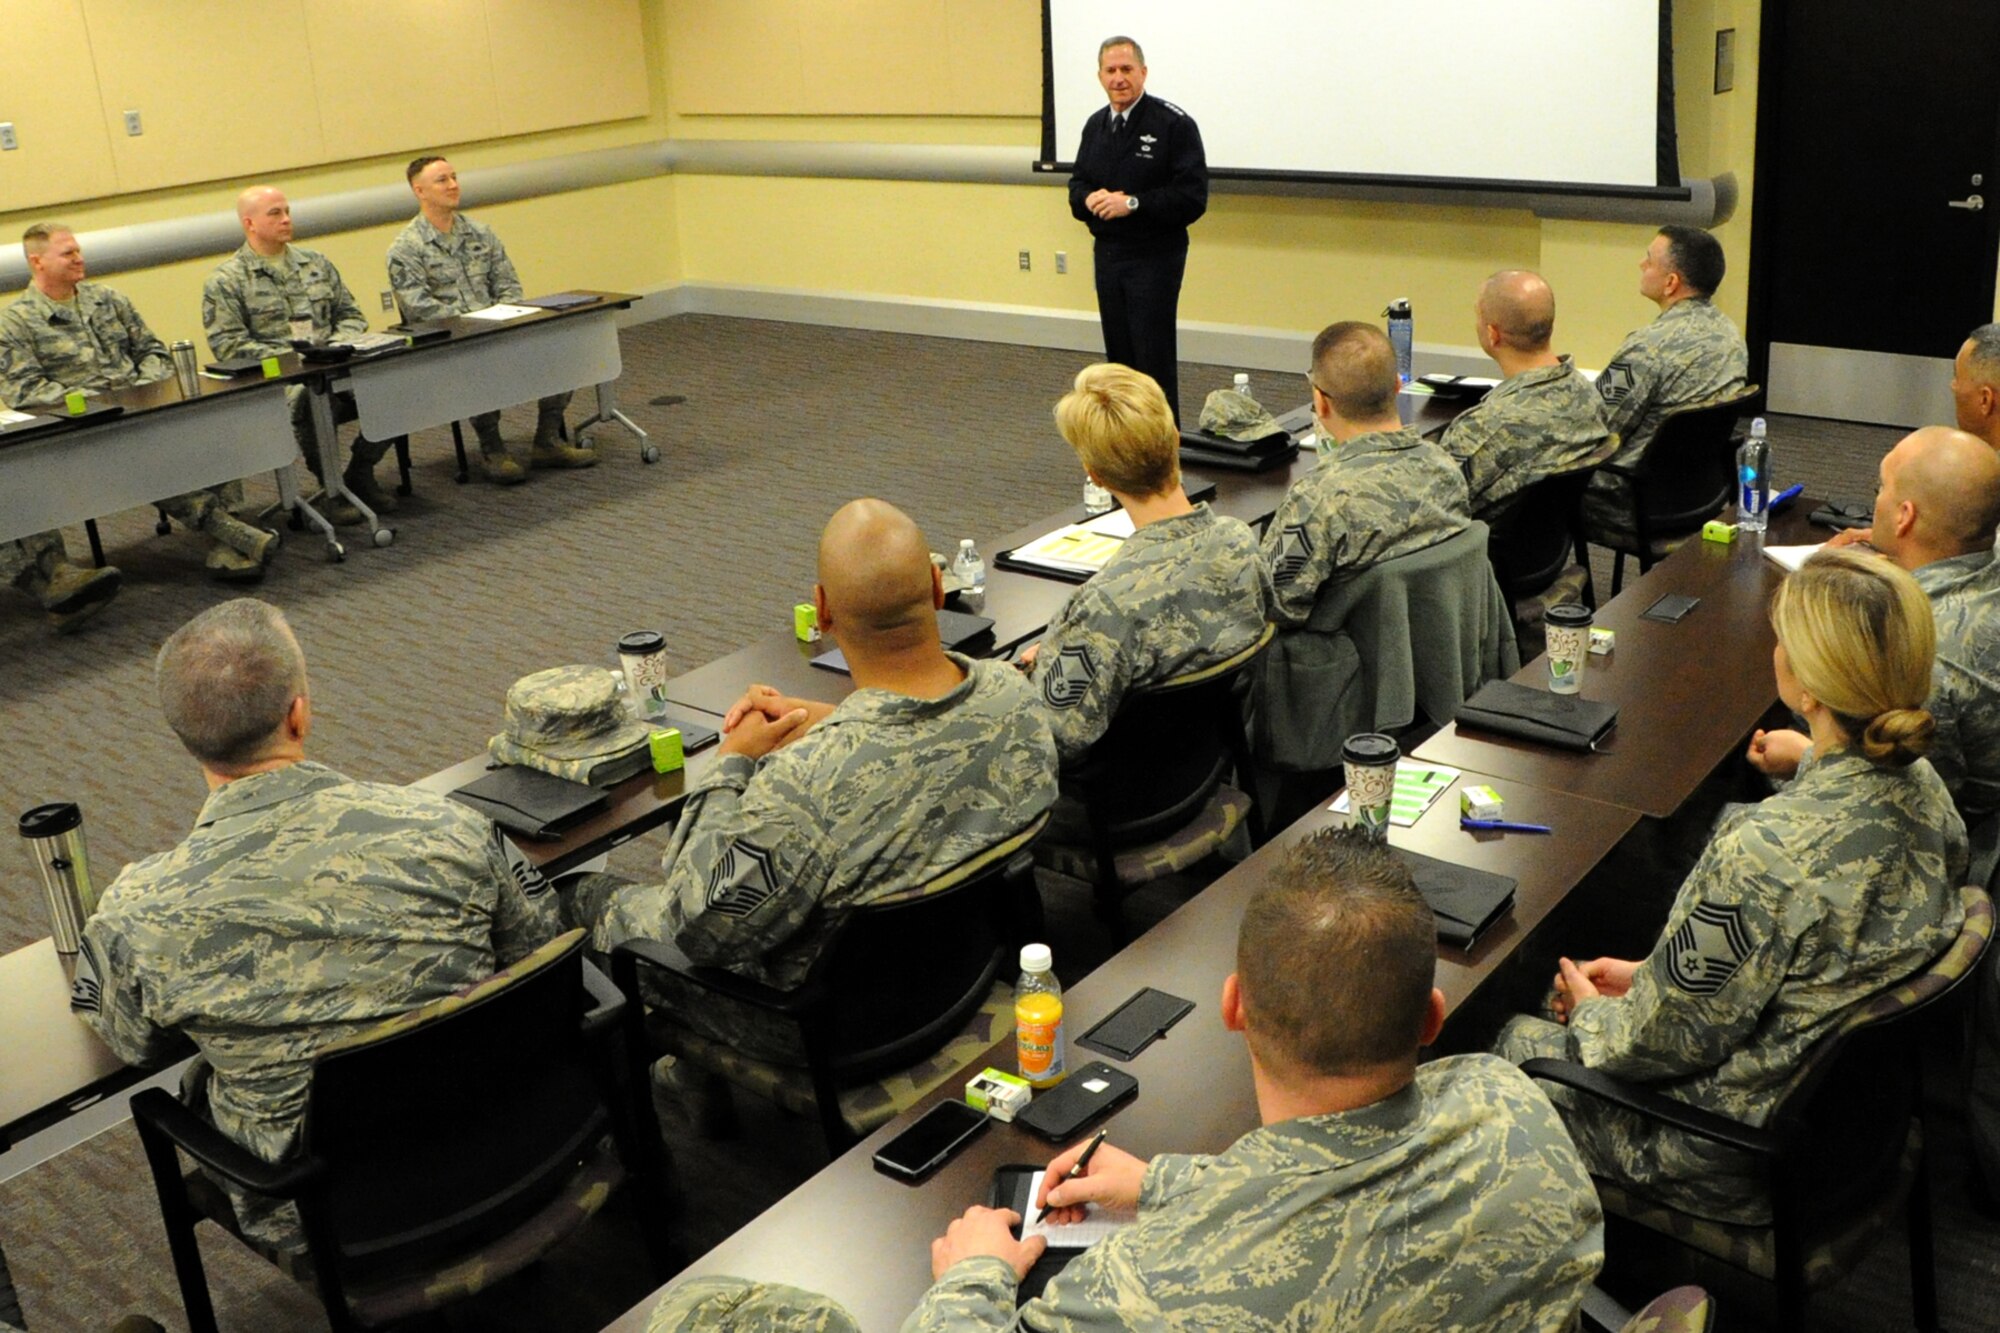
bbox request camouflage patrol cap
[1198,388,1286,442]
[645,1277,862,1332]
[488,665,653,781]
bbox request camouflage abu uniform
[72,760,562,1250]
[649,1278,861,1333]
[384,213,572,441]
[1585,297,1748,528]
[1439,356,1614,518]
[904,1055,1603,1332]
[201,242,387,475]
[1500,746,1966,1224]
[593,655,1058,993]
[0,281,268,560]
[1028,504,1269,761]
[1262,426,1471,625]
[1914,549,2000,821]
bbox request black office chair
[611,815,1047,1156]
[1485,467,1597,613]
[1036,625,1273,923]
[131,930,676,1333]
[1524,885,1992,1333]
[1582,384,1763,595]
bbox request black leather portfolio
[1455,680,1618,753]
[450,766,609,840]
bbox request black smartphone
[1640,593,1701,623]
[872,1100,989,1182]
[1076,988,1194,1062]
[1014,1062,1138,1142]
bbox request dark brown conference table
[1415,504,1824,818]
[603,767,1638,1331]
[661,393,1464,718]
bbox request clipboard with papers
[995,509,1136,582]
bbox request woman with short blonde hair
[1499,547,1966,1225]
[1023,363,1269,766]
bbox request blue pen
[1769,483,1804,513]
[1461,818,1553,834]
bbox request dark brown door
[1751,0,2000,424]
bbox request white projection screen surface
[1042,1,1679,195]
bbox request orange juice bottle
[1015,943,1066,1089]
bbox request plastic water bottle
[951,538,986,594]
[1082,476,1114,515]
[1232,372,1251,395]
[1384,299,1414,385]
[1738,417,1771,533]
[1015,943,1067,1089]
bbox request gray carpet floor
[2,315,1987,1331]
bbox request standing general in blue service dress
[1067,36,1207,425]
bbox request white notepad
[1763,543,1824,573]
[460,303,539,322]
[1022,1198,1137,1250]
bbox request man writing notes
[1068,36,1207,425]
[910,828,1602,1329]
[387,156,594,484]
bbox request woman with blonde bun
[1499,548,1968,1224]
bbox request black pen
[1040,1128,1120,1216]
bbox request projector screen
[1041,1,1681,197]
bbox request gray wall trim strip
[655,280,1493,379]
[1,139,1726,291]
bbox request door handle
[1948,194,1986,211]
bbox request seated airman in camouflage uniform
[1263,321,1471,625]
[1020,363,1268,763]
[386,156,593,484]
[201,186,388,527]
[646,1278,860,1333]
[1502,550,1967,1224]
[892,827,1602,1330]
[1950,323,2000,453]
[591,499,1057,1008]
[1,223,278,584]
[1760,427,2000,823]
[71,598,562,1251]
[1439,270,1614,518]
[1584,225,1749,535]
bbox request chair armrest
[129,1088,324,1198]
[611,936,817,1017]
[580,954,627,1039]
[1518,1058,1776,1156]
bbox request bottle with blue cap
[1738,416,1771,534]
[1384,299,1414,385]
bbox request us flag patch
[1666,900,1753,996]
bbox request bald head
[1877,425,2000,563]
[236,186,293,255]
[1476,270,1556,353]
[816,499,941,644]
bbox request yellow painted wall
[0,4,680,358]
[1,0,1765,374]
[666,0,1761,369]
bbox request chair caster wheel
[327,542,346,563]
[372,527,394,548]
[641,444,660,464]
